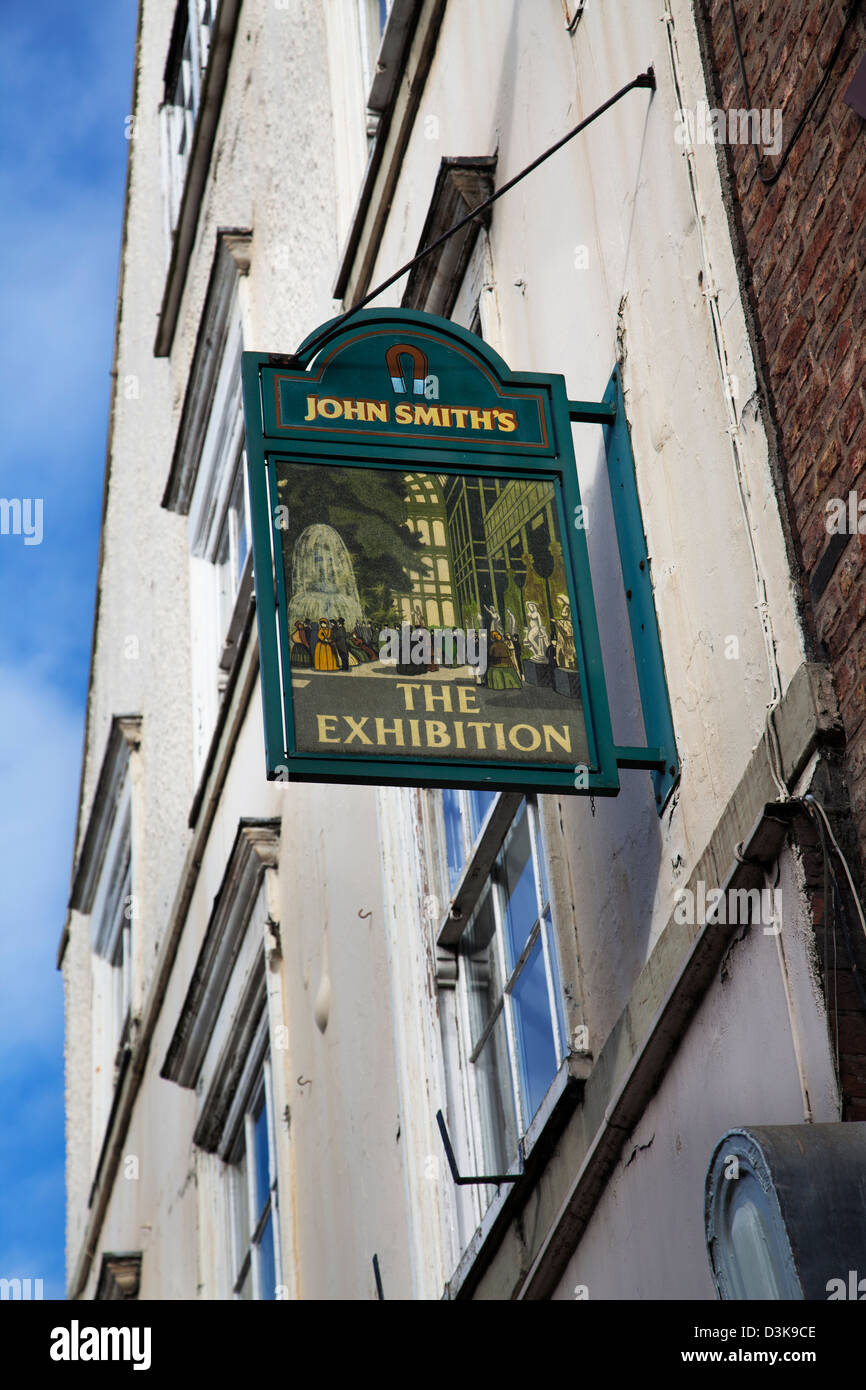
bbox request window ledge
[443,1051,591,1300]
[189,566,256,829]
[154,0,243,358]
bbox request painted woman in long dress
[313,619,341,671]
[290,619,312,667]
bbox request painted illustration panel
[274,458,589,766]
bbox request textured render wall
[73,0,416,1299]
[549,848,839,1300]
[699,0,866,1118]
[64,0,192,1280]
[371,0,811,1166]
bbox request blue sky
[0,0,138,1298]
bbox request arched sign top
[296,307,518,380]
[262,309,565,458]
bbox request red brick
[827,316,855,381]
[797,222,836,300]
[840,391,863,444]
[787,370,831,463]
[777,301,815,371]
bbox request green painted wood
[241,308,620,796]
[602,368,679,810]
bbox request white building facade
[60,0,861,1302]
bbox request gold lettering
[451,407,469,428]
[454,721,466,750]
[467,721,491,749]
[413,405,441,426]
[508,723,541,752]
[342,398,365,421]
[497,409,518,432]
[317,396,343,418]
[543,724,572,754]
[396,682,422,711]
[469,408,495,430]
[457,685,479,714]
[316,714,340,743]
[344,715,372,745]
[494,722,507,751]
[423,684,453,713]
[395,403,413,424]
[304,395,318,421]
[367,400,389,422]
[425,720,450,748]
[408,717,421,747]
[375,717,405,746]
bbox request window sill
[189,553,256,829]
[443,1051,591,1300]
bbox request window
[442,793,567,1187]
[161,231,253,782]
[214,450,252,685]
[160,820,289,1300]
[67,717,142,1175]
[227,1055,282,1300]
[92,805,133,1087]
[358,0,393,115]
[161,0,216,243]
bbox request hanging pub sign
[241,308,620,795]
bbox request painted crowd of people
[291,595,577,694]
[290,616,379,672]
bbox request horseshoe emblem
[385,342,428,396]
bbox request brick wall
[698,0,866,1117]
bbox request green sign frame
[241,308,622,796]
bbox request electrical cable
[289,68,656,367]
[803,791,866,944]
[728,0,861,187]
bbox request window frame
[441,790,568,1195]
[226,1039,283,1301]
[160,0,217,247]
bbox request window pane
[460,889,501,1052]
[253,1096,270,1220]
[442,788,464,891]
[499,806,538,967]
[511,937,558,1125]
[528,799,550,910]
[258,1209,277,1300]
[466,789,495,842]
[474,1011,518,1176]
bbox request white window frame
[358,0,392,107]
[226,1044,283,1300]
[441,791,567,1223]
[187,314,252,775]
[160,0,217,250]
[160,821,292,1301]
[162,231,254,784]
